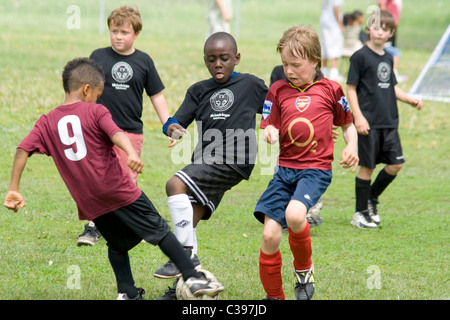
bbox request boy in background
[255,25,358,300]
[78,6,171,245]
[347,10,422,228]
[3,57,224,300]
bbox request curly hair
[62,58,105,93]
[107,6,142,33]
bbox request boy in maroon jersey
[3,57,224,300]
[254,26,359,300]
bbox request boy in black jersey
[153,32,268,298]
[347,10,422,228]
[77,6,171,246]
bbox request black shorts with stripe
[358,128,405,169]
[175,163,244,220]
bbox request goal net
[409,24,450,103]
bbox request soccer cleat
[294,265,315,300]
[77,222,101,246]
[117,287,145,300]
[184,274,225,298]
[368,199,381,225]
[154,279,178,300]
[154,249,201,279]
[306,197,323,227]
[351,210,378,229]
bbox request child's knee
[165,176,187,196]
[385,163,403,175]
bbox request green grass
[0,0,448,300]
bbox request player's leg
[368,129,405,224]
[260,216,285,300]
[353,166,378,228]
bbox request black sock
[108,248,137,297]
[158,232,200,281]
[355,177,371,212]
[370,169,396,201]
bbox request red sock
[288,223,312,271]
[259,249,285,300]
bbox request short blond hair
[107,6,142,33]
[277,25,322,70]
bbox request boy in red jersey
[254,26,359,300]
[3,58,224,300]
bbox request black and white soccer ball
[176,269,221,300]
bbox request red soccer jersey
[19,101,142,221]
[261,78,353,170]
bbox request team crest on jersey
[262,100,272,120]
[210,88,234,112]
[296,96,311,112]
[112,61,133,83]
[338,96,350,112]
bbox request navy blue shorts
[254,167,332,228]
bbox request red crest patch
[296,96,311,112]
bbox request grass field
[0,0,448,300]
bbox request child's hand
[264,125,279,144]
[167,123,186,147]
[127,154,144,174]
[354,116,370,135]
[410,98,423,111]
[4,191,25,212]
[340,146,359,172]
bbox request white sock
[168,194,194,249]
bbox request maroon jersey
[19,101,141,221]
[261,78,353,170]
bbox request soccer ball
[176,269,221,300]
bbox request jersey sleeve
[260,86,280,129]
[347,49,363,86]
[143,54,165,97]
[173,87,198,128]
[18,115,49,156]
[331,83,353,126]
[95,104,123,139]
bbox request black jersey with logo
[90,47,165,134]
[174,73,268,179]
[347,45,398,129]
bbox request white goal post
[408,24,450,103]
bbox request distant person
[378,0,407,81]
[77,6,171,246]
[346,10,422,229]
[207,0,232,36]
[3,57,224,300]
[342,10,364,57]
[255,25,358,300]
[320,0,345,81]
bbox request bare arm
[340,123,359,172]
[111,132,144,174]
[4,148,29,212]
[347,83,370,135]
[395,86,423,110]
[149,92,170,125]
[216,0,230,21]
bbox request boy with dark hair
[154,32,268,299]
[347,10,422,228]
[3,57,224,300]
